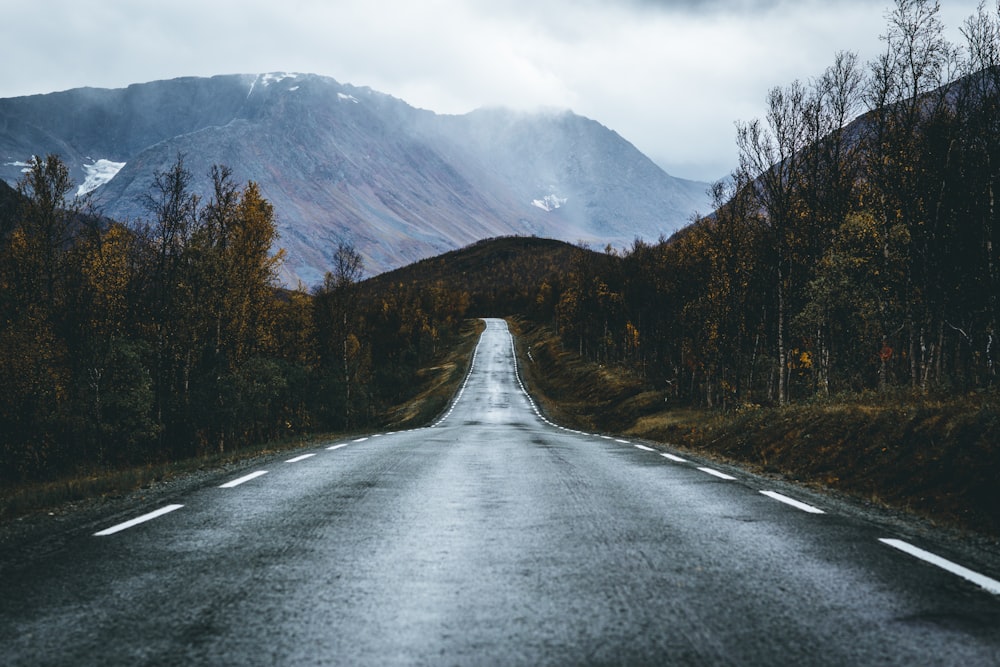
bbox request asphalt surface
[2,317,999,665]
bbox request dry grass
[383,319,485,428]
[0,432,318,521]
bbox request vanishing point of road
[2,318,999,665]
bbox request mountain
[0,73,711,286]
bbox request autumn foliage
[543,1,1000,409]
[0,156,483,482]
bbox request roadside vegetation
[0,155,481,515]
[0,316,483,521]
[512,318,1000,537]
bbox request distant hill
[0,74,711,286]
[360,235,591,318]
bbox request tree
[0,155,80,477]
[864,0,958,391]
[798,52,865,394]
[737,80,809,405]
[187,168,285,451]
[314,242,365,429]
[14,154,81,306]
[956,1,1000,386]
[135,154,201,448]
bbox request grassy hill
[359,235,589,317]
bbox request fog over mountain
[0,73,711,285]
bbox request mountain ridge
[0,73,711,285]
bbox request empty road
[2,318,999,665]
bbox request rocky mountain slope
[0,73,711,285]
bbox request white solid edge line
[219,470,268,488]
[633,444,656,452]
[661,453,688,463]
[760,490,825,514]
[286,453,316,463]
[94,504,184,536]
[880,538,1000,596]
[698,467,736,480]
[327,443,349,451]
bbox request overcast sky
[1,0,982,182]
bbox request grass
[0,432,319,522]
[0,319,485,523]
[383,318,485,428]
[510,317,1000,538]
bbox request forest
[548,0,1000,409]
[0,156,482,483]
[3,0,1000,484]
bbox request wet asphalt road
[2,318,1000,665]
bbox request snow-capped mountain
[0,73,711,285]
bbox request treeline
[0,156,470,483]
[547,1,1000,407]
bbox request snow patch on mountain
[338,92,359,103]
[261,72,298,85]
[77,159,126,196]
[248,73,299,98]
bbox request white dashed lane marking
[328,443,349,451]
[880,538,1000,595]
[698,467,737,481]
[219,471,268,489]
[94,504,184,536]
[760,490,825,514]
[661,453,688,463]
[286,453,316,463]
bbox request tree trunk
[777,263,788,406]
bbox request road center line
[219,471,268,488]
[328,443,349,451]
[286,453,316,463]
[661,453,688,463]
[698,467,736,480]
[94,504,184,536]
[760,490,825,514]
[633,444,656,452]
[879,538,1000,595]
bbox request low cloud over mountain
[0,73,710,285]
